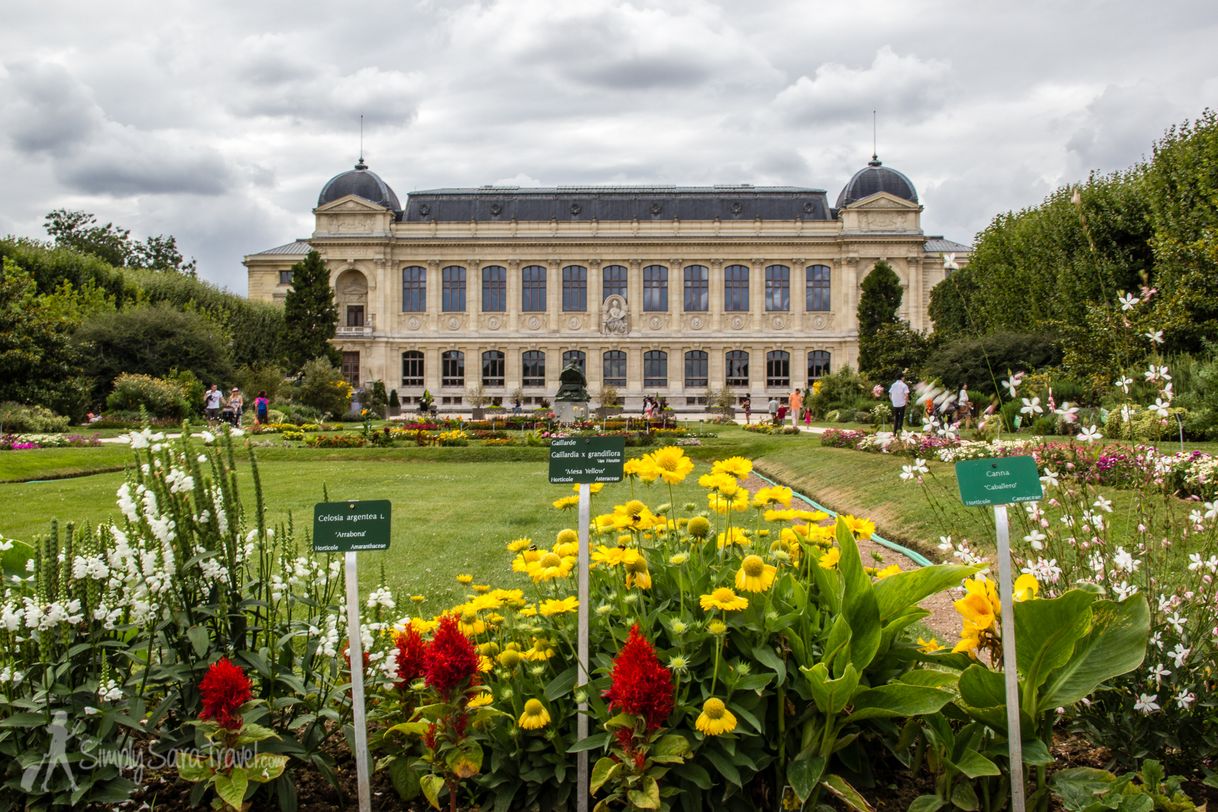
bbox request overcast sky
[2,0,1215,293]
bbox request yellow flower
[712,457,753,479]
[556,528,579,546]
[457,610,486,636]
[647,446,694,484]
[735,555,777,592]
[552,495,580,510]
[615,499,657,529]
[523,640,554,661]
[410,595,426,604]
[954,576,999,632]
[708,490,749,515]
[917,637,944,653]
[874,564,902,580]
[512,548,542,573]
[952,626,983,657]
[518,698,551,730]
[700,587,749,612]
[1013,573,1040,602]
[490,588,526,607]
[478,655,493,672]
[497,648,523,668]
[695,698,737,736]
[506,537,534,553]
[794,510,829,522]
[764,509,797,522]
[539,596,579,617]
[687,516,711,539]
[668,551,690,565]
[841,515,876,540]
[527,552,575,582]
[412,618,438,635]
[592,545,628,568]
[456,573,474,584]
[553,540,579,557]
[752,485,793,508]
[622,549,651,590]
[467,690,493,709]
[707,620,727,635]
[818,548,840,569]
[473,584,491,593]
[624,457,661,482]
[573,483,605,494]
[716,526,751,549]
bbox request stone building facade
[245,158,969,410]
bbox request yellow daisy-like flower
[752,485,793,508]
[794,510,829,522]
[478,654,494,672]
[519,604,538,617]
[512,548,543,573]
[473,584,491,593]
[716,526,751,549]
[410,595,426,604]
[490,588,526,607]
[523,640,555,661]
[687,516,711,539]
[553,540,579,557]
[552,495,580,510]
[707,619,727,635]
[818,548,841,569]
[841,515,876,540]
[623,457,661,482]
[457,610,486,637]
[477,641,500,656]
[917,637,944,653]
[556,528,579,546]
[668,551,690,565]
[952,626,983,657]
[647,446,694,485]
[708,490,749,515]
[466,593,504,612]
[712,457,753,479]
[735,555,777,593]
[539,596,579,617]
[697,471,736,491]
[874,564,902,580]
[528,552,575,582]
[592,545,628,568]
[497,648,523,669]
[467,690,493,708]
[695,698,737,736]
[506,537,534,553]
[615,500,656,528]
[700,587,749,612]
[574,482,604,494]
[412,618,439,635]
[456,573,474,584]
[764,508,798,523]
[518,698,551,730]
[770,538,801,565]
[622,549,652,590]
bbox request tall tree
[44,209,198,275]
[282,251,338,371]
[856,260,904,375]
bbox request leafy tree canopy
[45,209,198,275]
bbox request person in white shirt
[957,383,971,428]
[889,372,910,434]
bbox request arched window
[442,351,464,387]
[684,350,708,388]
[806,265,831,312]
[765,265,790,312]
[401,351,424,387]
[521,265,546,312]
[644,350,667,388]
[643,265,668,312]
[481,266,506,312]
[482,350,505,387]
[442,266,466,312]
[522,350,546,388]
[603,351,626,387]
[725,350,749,388]
[808,350,831,379]
[402,266,426,312]
[602,265,627,301]
[767,350,790,388]
[683,265,708,311]
[562,350,586,373]
[724,264,749,311]
[562,266,587,312]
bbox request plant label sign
[955,456,1043,507]
[549,437,626,484]
[312,500,391,552]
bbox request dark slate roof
[318,161,401,211]
[835,158,918,208]
[400,185,832,222]
[924,237,971,252]
[250,240,312,256]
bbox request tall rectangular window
[562,266,587,312]
[346,305,365,327]
[806,265,831,312]
[562,350,586,373]
[724,264,749,312]
[643,350,667,389]
[442,266,466,312]
[341,351,360,387]
[522,265,546,312]
[766,350,790,388]
[808,350,831,379]
[643,265,668,312]
[522,350,546,388]
[725,350,749,388]
[442,350,465,387]
[602,265,627,301]
[683,265,708,311]
[603,351,626,387]
[279,270,293,285]
[765,265,790,312]
[481,266,506,312]
[401,351,424,387]
[482,351,505,387]
[402,266,426,312]
[684,350,708,388]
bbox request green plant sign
[548,437,625,484]
[312,500,391,552]
[955,456,1043,507]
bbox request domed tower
[835,155,918,209]
[317,158,401,212]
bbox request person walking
[227,387,244,426]
[957,383,972,429]
[768,395,779,424]
[254,391,270,425]
[788,387,803,429]
[889,372,910,434]
[742,396,752,424]
[203,384,223,423]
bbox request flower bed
[0,432,102,450]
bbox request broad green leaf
[446,740,483,778]
[873,564,981,621]
[812,552,843,613]
[1013,590,1096,702]
[822,614,853,672]
[544,665,578,700]
[247,753,288,783]
[568,732,611,753]
[1021,737,1053,766]
[835,519,882,670]
[823,773,875,812]
[1040,596,1150,709]
[900,670,959,690]
[701,746,742,788]
[214,769,248,811]
[388,721,430,737]
[951,779,979,811]
[590,757,620,795]
[953,749,1000,779]
[420,774,446,810]
[0,538,34,580]
[176,753,212,782]
[849,684,953,721]
[752,643,787,684]
[235,722,277,743]
[1050,767,1118,809]
[907,795,946,812]
[653,734,690,759]
[387,756,421,801]
[679,761,713,790]
[787,752,826,803]
[627,775,661,809]
[187,625,211,658]
[801,662,860,715]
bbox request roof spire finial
[869,109,881,166]
[355,114,367,170]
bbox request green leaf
[1021,737,1053,767]
[0,538,34,580]
[420,774,446,810]
[953,749,1000,779]
[627,775,661,809]
[590,757,621,795]
[568,732,611,753]
[388,720,431,737]
[176,753,212,782]
[752,642,787,685]
[702,746,742,788]
[836,519,882,670]
[214,769,249,811]
[544,664,578,700]
[678,761,713,790]
[873,563,981,622]
[446,740,483,779]
[849,684,954,721]
[823,773,875,812]
[187,625,211,658]
[387,756,421,801]
[653,734,690,759]
[957,664,1006,710]
[1013,590,1096,703]
[951,779,979,811]
[247,753,288,783]
[907,795,946,812]
[1039,596,1150,709]
[801,661,860,715]
[236,722,278,743]
[787,753,826,803]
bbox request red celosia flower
[602,625,674,730]
[198,657,252,730]
[395,622,427,689]
[423,615,479,699]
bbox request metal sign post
[314,500,392,812]
[576,482,591,812]
[954,457,1042,812]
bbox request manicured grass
[0,445,134,482]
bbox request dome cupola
[835,155,918,208]
[317,159,401,211]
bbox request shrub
[923,331,1062,400]
[290,358,352,419]
[0,402,71,433]
[809,367,869,417]
[105,373,189,418]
